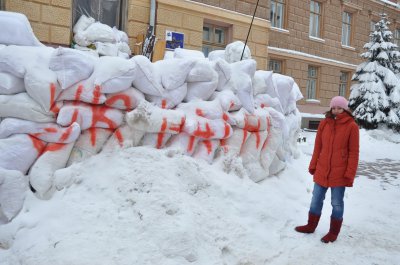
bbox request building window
[341,12,352,46]
[306,66,318,99]
[270,0,285,29]
[308,120,320,130]
[309,0,322,38]
[339,71,349,97]
[72,0,126,30]
[370,21,377,32]
[202,23,228,57]
[268,59,283,73]
[394,28,400,49]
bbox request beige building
[2,0,400,127]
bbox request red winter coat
[309,111,359,187]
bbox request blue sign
[165,31,184,50]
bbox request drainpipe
[150,0,156,34]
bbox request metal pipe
[150,0,156,34]
[241,0,260,61]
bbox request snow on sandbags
[0,45,54,77]
[24,67,61,111]
[260,126,283,178]
[0,118,80,143]
[141,132,172,149]
[131,55,164,96]
[218,128,251,156]
[254,94,284,113]
[207,50,225,61]
[49,47,97,90]
[253,70,274,96]
[57,103,124,130]
[241,130,269,182]
[0,168,28,222]
[154,58,196,90]
[101,124,145,152]
[182,115,232,140]
[177,100,225,120]
[224,41,251,63]
[0,93,60,123]
[174,48,205,59]
[210,90,242,112]
[0,11,43,46]
[146,83,187,109]
[126,101,185,134]
[271,73,303,115]
[67,128,113,166]
[0,134,46,174]
[185,70,218,102]
[0,72,25,95]
[105,87,145,110]
[228,108,268,132]
[212,59,232,91]
[29,142,75,198]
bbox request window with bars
[268,59,283,73]
[309,0,321,38]
[72,0,126,30]
[394,28,400,49]
[341,12,352,46]
[202,24,228,57]
[270,0,285,29]
[339,71,349,97]
[306,66,318,99]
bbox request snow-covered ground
[0,128,399,265]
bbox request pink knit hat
[330,96,349,110]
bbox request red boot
[321,217,343,243]
[295,212,320,233]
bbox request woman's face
[332,107,344,115]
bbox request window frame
[309,0,322,38]
[394,28,400,49]
[339,71,349,97]
[306,66,319,100]
[341,11,353,46]
[270,0,286,29]
[268,58,284,74]
[202,22,230,57]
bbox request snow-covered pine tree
[349,13,400,130]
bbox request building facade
[2,0,400,123]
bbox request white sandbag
[192,139,219,164]
[0,72,25,94]
[83,22,115,43]
[218,128,250,156]
[105,87,145,110]
[131,55,164,96]
[0,168,27,222]
[166,132,199,156]
[116,41,131,55]
[118,51,130,59]
[93,56,137,93]
[231,59,257,79]
[240,130,269,162]
[260,126,283,175]
[49,47,97,90]
[113,27,129,44]
[272,73,295,115]
[229,108,268,132]
[0,11,43,46]
[95,42,119,56]
[73,14,95,34]
[186,60,216,82]
[57,76,106,104]
[254,94,284,113]
[225,41,251,63]
[154,58,195,90]
[126,101,185,134]
[185,71,218,102]
[253,70,273,96]
[73,31,92,47]
[57,103,124,130]
[174,48,205,59]
[0,118,80,143]
[268,154,286,176]
[101,125,145,153]
[67,128,113,166]
[146,83,187,109]
[212,59,232,91]
[0,45,54,77]
[0,93,58,123]
[177,99,224,120]
[141,132,172,149]
[0,134,45,174]
[231,72,254,113]
[182,115,232,140]
[29,142,74,198]
[210,90,242,112]
[24,67,61,112]
[207,50,225,61]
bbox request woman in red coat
[295,96,359,243]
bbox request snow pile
[72,15,131,58]
[0,21,303,223]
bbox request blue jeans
[309,183,345,219]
